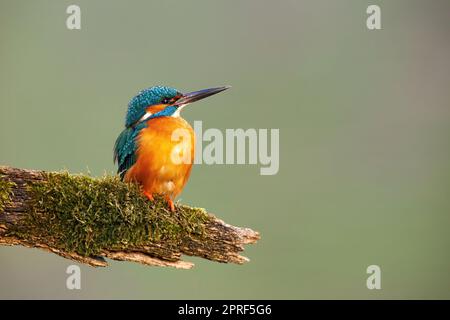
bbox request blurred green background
[1,0,449,299]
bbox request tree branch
[0,166,259,269]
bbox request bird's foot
[143,191,174,212]
[143,191,154,201]
[165,196,175,212]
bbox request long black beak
[175,86,230,106]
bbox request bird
[114,85,230,211]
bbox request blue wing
[113,122,147,180]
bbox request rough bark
[0,166,260,269]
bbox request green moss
[9,172,210,256]
[0,175,15,213]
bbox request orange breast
[124,116,195,199]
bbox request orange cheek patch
[146,104,168,115]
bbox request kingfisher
[114,85,230,211]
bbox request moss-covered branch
[0,166,259,269]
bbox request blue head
[125,86,180,127]
[124,85,230,128]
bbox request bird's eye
[161,97,171,104]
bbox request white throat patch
[171,104,186,118]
